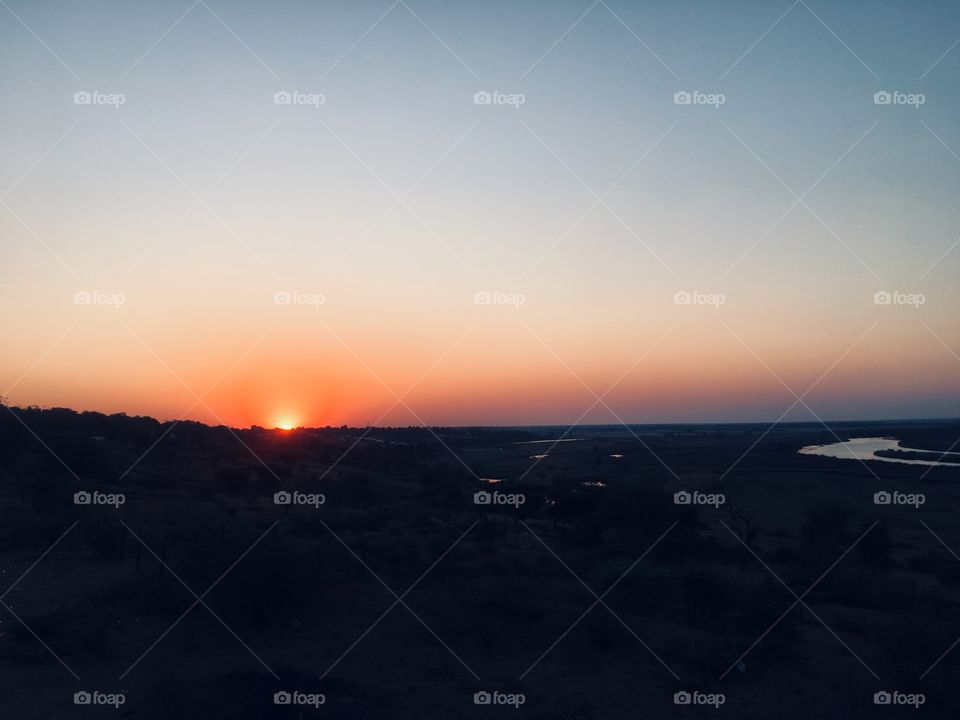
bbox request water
[799,437,960,467]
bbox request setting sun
[274,418,297,431]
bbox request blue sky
[1,0,959,425]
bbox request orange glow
[3,304,959,427]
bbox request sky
[1,0,959,428]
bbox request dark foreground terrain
[1,406,960,718]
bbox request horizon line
[5,403,959,432]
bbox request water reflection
[799,437,960,467]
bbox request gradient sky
[2,0,959,427]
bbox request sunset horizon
[3,1,960,718]
[3,0,958,431]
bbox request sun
[274,417,297,431]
